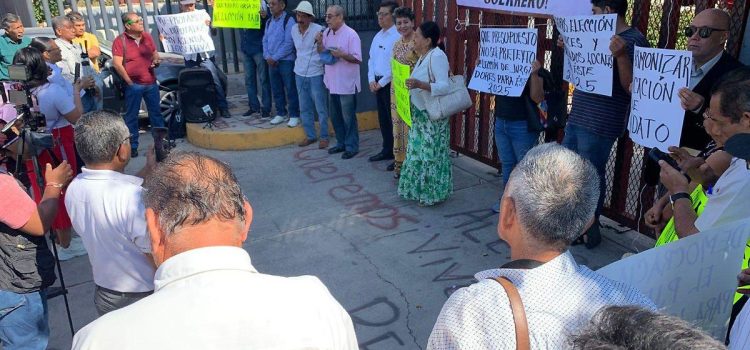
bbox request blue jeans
[124,83,163,150]
[495,118,540,187]
[562,123,617,217]
[0,289,49,350]
[268,60,299,118]
[185,57,228,110]
[329,94,358,153]
[82,92,97,113]
[296,74,329,141]
[243,52,272,115]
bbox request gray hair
[569,306,725,349]
[51,16,71,33]
[505,143,599,249]
[711,66,750,124]
[328,5,346,17]
[1,13,21,30]
[66,11,85,23]
[142,152,247,236]
[73,110,130,164]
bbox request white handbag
[423,51,472,121]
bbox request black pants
[375,80,393,156]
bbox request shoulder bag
[494,277,530,350]
[423,50,472,121]
[111,34,128,99]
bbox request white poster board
[554,14,617,96]
[598,219,750,340]
[468,28,538,97]
[456,0,590,17]
[156,10,215,55]
[628,47,692,149]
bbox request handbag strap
[494,277,530,350]
[427,49,435,83]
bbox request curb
[187,111,380,151]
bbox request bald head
[688,8,730,65]
[695,8,730,30]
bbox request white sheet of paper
[628,47,692,149]
[554,14,617,96]
[598,219,750,339]
[468,28,537,97]
[456,0,590,17]
[156,10,215,55]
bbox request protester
[291,1,330,149]
[558,0,649,249]
[426,143,655,349]
[0,13,30,81]
[263,0,299,127]
[367,0,400,164]
[0,160,72,350]
[67,11,101,73]
[678,8,744,150]
[316,5,362,159]
[389,7,418,178]
[52,16,97,113]
[489,60,547,213]
[111,12,164,158]
[178,0,230,118]
[65,111,157,316]
[13,47,90,248]
[570,306,726,349]
[71,152,359,349]
[399,22,453,206]
[240,5,271,119]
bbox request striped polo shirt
[568,27,650,139]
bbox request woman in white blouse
[399,21,452,206]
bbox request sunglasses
[126,17,144,25]
[684,26,727,39]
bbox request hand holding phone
[152,127,172,162]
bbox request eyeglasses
[325,14,340,19]
[126,17,144,25]
[377,11,391,17]
[684,26,727,39]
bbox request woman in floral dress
[398,21,452,206]
[389,7,418,178]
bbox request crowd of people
[0,0,750,348]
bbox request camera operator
[12,47,91,247]
[0,159,73,350]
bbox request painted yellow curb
[187,111,380,151]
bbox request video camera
[1,64,48,151]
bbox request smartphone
[153,127,171,162]
[648,147,680,170]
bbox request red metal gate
[402,0,749,232]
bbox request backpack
[524,68,567,132]
[266,12,296,56]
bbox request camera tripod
[11,124,76,337]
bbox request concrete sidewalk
[45,130,654,350]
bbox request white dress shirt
[292,22,324,77]
[65,168,155,293]
[695,157,750,231]
[410,48,451,111]
[368,25,400,86]
[71,246,359,350]
[54,38,83,83]
[426,251,656,349]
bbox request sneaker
[243,109,258,117]
[260,112,271,120]
[221,109,231,118]
[270,115,287,125]
[287,117,300,127]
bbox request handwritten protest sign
[456,0,589,17]
[599,219,750,339]
[629,47,692,149]
[213,0,261,29]
[392,60,412,127]
[156,10,214,55]
[554,14,617,96]
[468,28,537,97]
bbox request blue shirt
[262,12,295,62]
[241,18,266,56]
[0,35,31,80]
[567,28,649,139]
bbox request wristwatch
[669,192,691,209]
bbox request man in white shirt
[427,143,655,349]
[52,16,97,113]
[291,1,330,149]
[177,0,230,118]
[367,0,400,164]
[65,111,156,316]
[71,152,358,350]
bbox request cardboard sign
[213,0,262,29]
[629,47,692,149]
[555,14,617,96]
[156,10,215,55]
[599,219,750,340]
[392,60,412,127]
[456,0,590,17]
[468,28,537,97]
